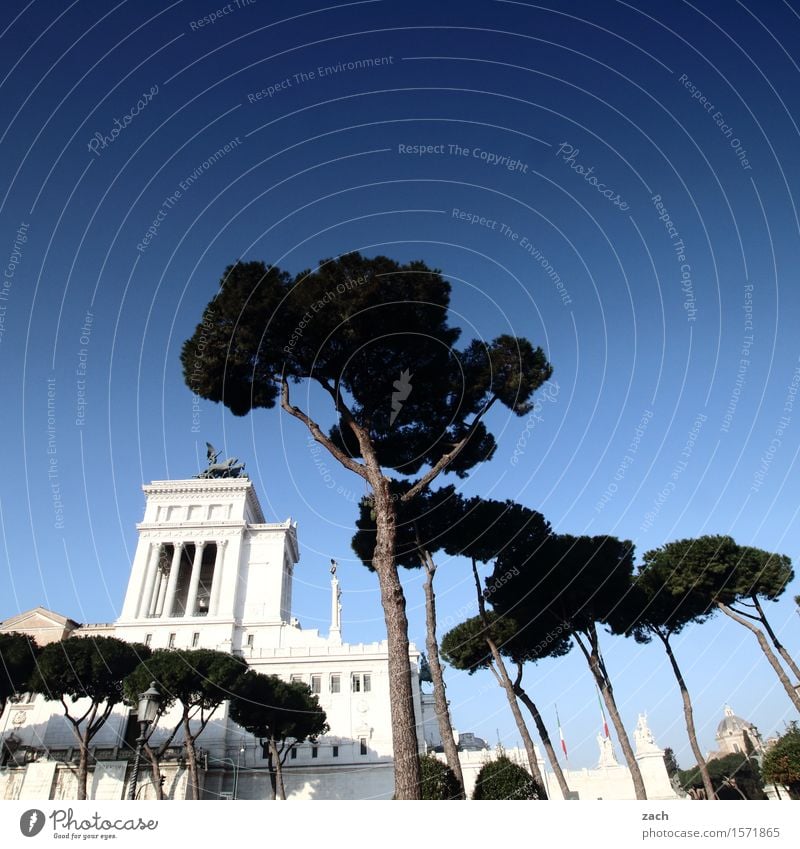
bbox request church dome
[716,705,751,737]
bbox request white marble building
[1,475,439,800]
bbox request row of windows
[287,739,368,760]
[144,632,201,649]
[290,673,371,695]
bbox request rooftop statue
[196,442,246,479]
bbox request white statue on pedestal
[597,733,619,767]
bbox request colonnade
[135,539,226,618]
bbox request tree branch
[402,396,499,502]
[281,378,367,479]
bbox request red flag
[555,705,568,760]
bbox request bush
[419,753,462,799]
[473,755,541,800]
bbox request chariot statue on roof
[196,442,246,478]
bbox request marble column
[208,540,226,617]
[136,542,160,619]
[186,542,205,617]
[161,542,184,619]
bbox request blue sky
[1,0,800,771]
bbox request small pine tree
[473,755,542,800]
[419,753,462,800]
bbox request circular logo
[19,809,46,837]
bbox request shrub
[419,753,462,800]
[473,755,541,800]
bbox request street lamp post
[128,682,161,801]
[233,746,245,800]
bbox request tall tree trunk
[77,739,89,800]
[370,475,422,799]
[718,602,800,711]
[750,595,800,683]
[512,662,571,798]
[471,560,547,797]
[182,714,200,800]
[656,632,715,800]
[262,740,277,800]
[270,739,286,800]
[144,745,164,800]
[576,628,647,799]
[421,550,465,798]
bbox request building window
[168,633,176,648]
[311,745,318,759]
[192,632,199,648]
[330,674,340,693]
[290,674,303,685]
[246,634,254,647]
[332,745,339,758]
[144,634,152,647]
[352,673,371,693]
[311,675,321,694]
[290,748,297,760]
[360,738,367,756]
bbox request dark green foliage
[31,635,149,711]
[0,632,39,713]
[181,254,552,477]
[638,535,793,611]
[487,533,635,639]
[441,610,571,675]
[351,482,460,571]
[663,747,679,778]
[678,753,766,800]
[229,671,328,748]
[419,753,462,799]
[124,648,246,717]
[762,722,800,799]
[472,754,542,799]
